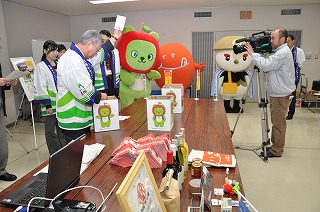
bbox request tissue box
[146,95,174,131]
[93,96,119,132]
[161,84,184,113]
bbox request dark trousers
[62,127,90,144]
[45,115,66,155]
[101,76,119,98]
[288,82,298,117]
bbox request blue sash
[99,47,119,89]
[110,50,120,89]
[292,46,300,83]
[70,43,94,83]
[43,58,57,89]
[70,42,96,105]
[100,45,109,89]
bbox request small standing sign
[93,96,119,132]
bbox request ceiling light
[89,0,138,4]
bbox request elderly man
[56,29,121,143]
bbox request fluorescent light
[89,0,138,4]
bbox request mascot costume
[117,24,161,109]
[155,42,204,96]
[211,36,253,113]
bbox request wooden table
[0,98,243,212]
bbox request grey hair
[79,29,102,46]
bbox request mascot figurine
[211,36,253,113]
[155,42,205,96]
[117,24,161,109]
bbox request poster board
[10,57,36,101]
[31,39,71,64]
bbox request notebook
[0,135,85,209]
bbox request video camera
[233,31,273,54]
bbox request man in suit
[286,35,305,120]
[0,63,18,181]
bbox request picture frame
[116,151,167,212]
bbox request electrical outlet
[305,53,312,59]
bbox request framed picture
[116,151,167,212]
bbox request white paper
[5,70,29,80]
[119,115,130,121]
[82,143,105,164]
[114,15,126,30]
[187,149,204,163]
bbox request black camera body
[233,31,273,54]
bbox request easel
[6,128,29,153]
[12,89,38,150]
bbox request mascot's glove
[146,70,161,80]
[120,69,135,86]
[194,62,205,71]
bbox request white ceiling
[4,0,320,16]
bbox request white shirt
[251,44,296,97]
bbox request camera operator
[245,28,295,158]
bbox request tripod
[232,65,270,162]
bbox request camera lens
[233,44,246,54]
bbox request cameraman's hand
[245,44,254,56]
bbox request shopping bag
[159,169,180,212]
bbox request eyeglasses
[91,41,101,53]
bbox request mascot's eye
[162,55,166,60]
[243,54,248,61]
[131,50,138,58]
[171,53,175,58]
[148,54,153,61]
[224,54,230,61]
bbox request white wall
[70,4,320,86]
[1,0,71,124]
[2,2,320,123]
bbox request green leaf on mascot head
[149,31,159,42]
[123,26,135,34]
[143,26,152,33]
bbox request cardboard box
[161,84,184,113]
[306,91,319,101]
[147,95,174,131]
[93,96,119,132]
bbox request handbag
[159,169,180,212]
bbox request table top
[0,98,243,212]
